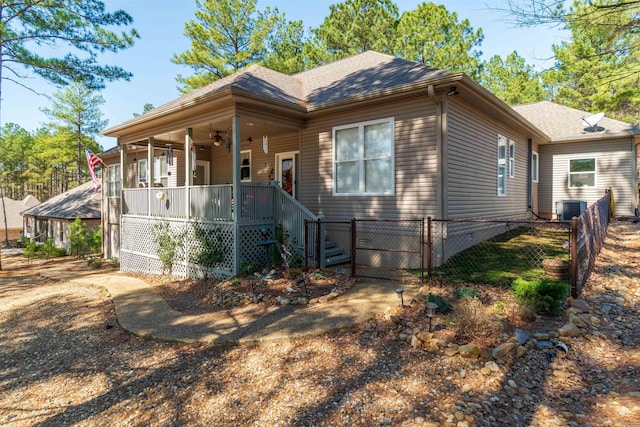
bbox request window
[532,151,539,183]
[154,156,169,187]
[138,159,147,184]
[240,150,251,182]
[108,164,121,197]
[508,139,515,178]
[497,135,507,196]
[333,118,394,195]
[569,158,596,188]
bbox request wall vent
[556,200,587,221]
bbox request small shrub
[453,298,504,347]
[313,272,324,280]
[107,258,120,268]
[288,251,303,268]
[492,300,506,314]
[41,239,66,258]
[152,221,183,274]
[512,277,568,316]
[87,256,104,269]
[426,293,452,313]
[239,261,256,276]
[454,286,478,299]
[229,277,241,285]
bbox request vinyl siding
[211,133,300,185]
[538,138,635,217]
[446,97,530,220]
[300,97,439,221]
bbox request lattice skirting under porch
[120,215,273,279]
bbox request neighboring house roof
[0,195,40,228]
[513,101,640,143]
[21,181,101,220]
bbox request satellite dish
[582,112,605,132]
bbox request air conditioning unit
[556,200,587,221]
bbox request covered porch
[106,101,320,277]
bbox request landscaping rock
[514,328,530,345]
[558,323,581,337]
[570,298,590,312]
[492,342,516,360]
[458,343,481,359]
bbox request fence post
[318,216,325,269]
[420,218,425,282]
[350,218,356,278]
[427,216,432,280]
[570,217,579,298]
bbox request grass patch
[428,226,569,287]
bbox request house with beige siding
[100,51,584,278]
[21,181,101,251]
[514,101,639,219]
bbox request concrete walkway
[41,264,420,345]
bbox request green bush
[152,221,183,274]
[454,286,478,299]
[87,256,104,269]
[512,277,568,316]
[426,293,453,313]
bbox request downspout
[434,85,447,266]
[527,138,533,217]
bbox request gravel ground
[0,220,638,427]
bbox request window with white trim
[532,151,539,183]
[569,158,596,188]
[138,159,147,185]
[508,139,515,178]
[333,118,394,195]
[240,150,251,182]
[497,135,507,196]
[154,156,169,187]
[107,164,121,197]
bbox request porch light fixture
[425,302,438,332]
[210,128,223,147]
[247,136,253,143]
[447,86,459,96]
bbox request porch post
[185,128,193,218]
[232,116,241,274]
[147,137,155,215]
[119,140,127,189]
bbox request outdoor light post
[395,288,405,307]
[425,302,438,332]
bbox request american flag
[85,149,102,192]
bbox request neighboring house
[0,195,39,245]
[101,51,638,278]
[513,101,640,219]
[21,181,102,250]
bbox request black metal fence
[304,190,612,297]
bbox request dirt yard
[0,220,638,426]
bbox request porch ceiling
[142,116,297,149]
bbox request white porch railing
[120,183,322,275]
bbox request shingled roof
[104,51,459,134]
[513,101,640,142]
[0,195,40,228]
[21,181,101,220]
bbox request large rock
[570,298,590,312]
[458,343,481,359]
[514,328,530,345]
[492,342,516,360]
[558,323,581,337]
[569,313,588,328]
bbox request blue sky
[1,0,569,150]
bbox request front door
[194,160,210,185]
[276,151,298,198]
